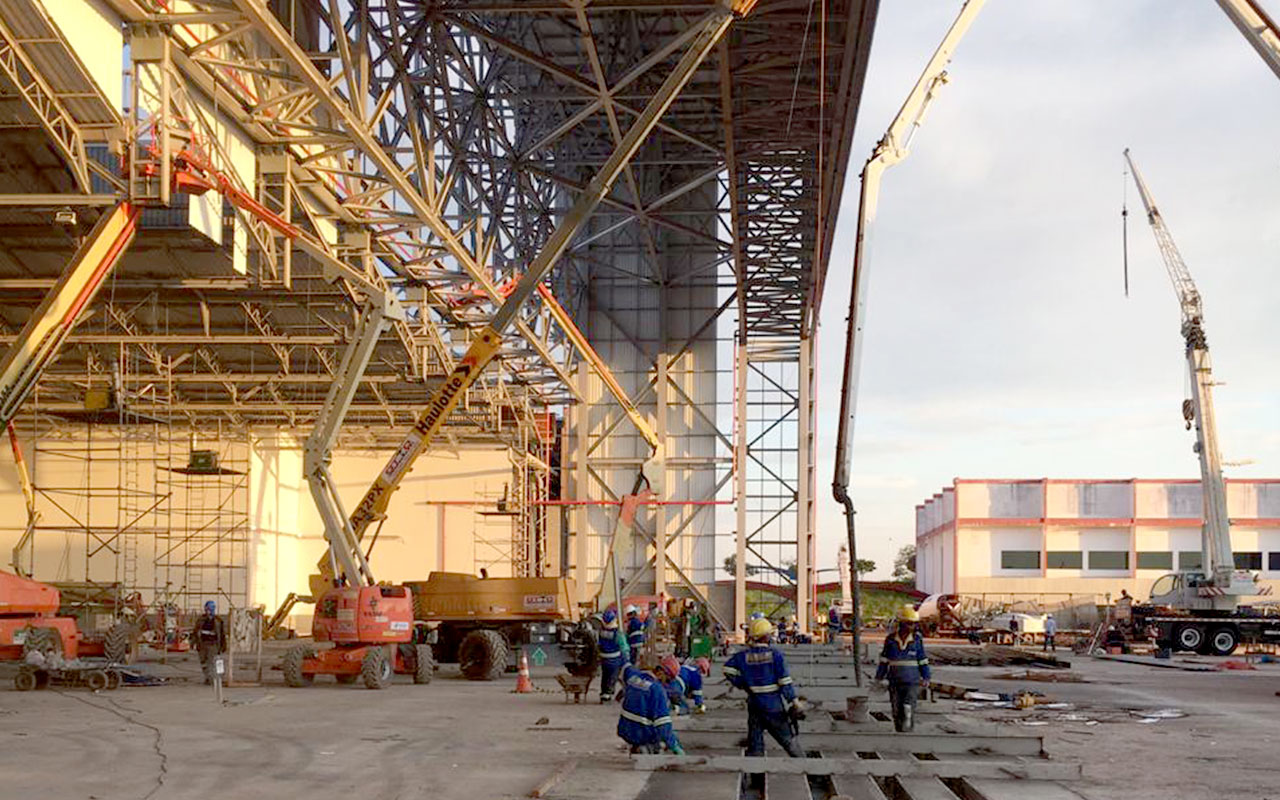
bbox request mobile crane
[833,0,985,684]
[1124,150,1278,656]
[280,1,749,685]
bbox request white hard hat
[625,604,637,614]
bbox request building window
[1136,551,1172,570]
[1234,552,1263,570]
[1178,551,1203,571]
[1046,551,1083,569]
[1000,550,1040,570]
[1088,551,1129,570]
[1269,552,1280,572]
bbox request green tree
[854,558,876,575]
[892,545,916,581]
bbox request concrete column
[796,336,812,635]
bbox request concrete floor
[1,644,1278,800]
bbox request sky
[814,1,1280,580]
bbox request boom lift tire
[283,645,315,687]
[22,627,62,661]
[1208,626,1239,656]
[413,644,434,684]
[104,622,137,664]
[361,646,392,689]
[459,629,508,681]
[14,668,36,691]
[1175,624,1205,653]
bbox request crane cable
[1122,157,1130,298]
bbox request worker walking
[723,618,806,757]
[875,605,930,733]
[617,660,684,755]
[625,605,646,663]
[827,603,841,647]
[597,609,630,703]
[191,600,226,685]
[1044,613,1057,652]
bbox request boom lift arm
[832,0,985,684]
[1124,150,1248,605]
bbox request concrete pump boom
[832,0,985,685]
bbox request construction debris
[989,669,1086,683]
[928,645,1071,669]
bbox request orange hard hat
[659,655,681,679]
[694,657,711,676]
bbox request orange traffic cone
[515,648,534,693]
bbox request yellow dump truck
[403,572,596,681]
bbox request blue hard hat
[750,611,764,620]
[204,600,216,614]
[602,609,617,624]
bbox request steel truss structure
[0,0,877,632]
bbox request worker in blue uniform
[827,603,842,646]
[679,657,710,713]
[625,604,646,660]
[596,608,630,703]
[617,660,684,755]
[874,605,931,732]
[723,618,806,757]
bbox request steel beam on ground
[674,730,1044,757]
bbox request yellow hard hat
[898,604,920,622]
[749,617,774,639]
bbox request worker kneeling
[875,605,931,733]
[617,659,685,755]
[656,655,710,715]
[597,609,631,703]
[724,618,805,757]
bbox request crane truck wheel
[104,623,138,664]
[458,629,509,681]
[85,670,109,691]
[1175,624,1205,653]
[361,646,392,689]
[413,644,434,684]
[283,645,315,687]
[1208,626,1239,657]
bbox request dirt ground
[1,643,1278,799]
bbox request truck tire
[22,627,62,662]
[1208,626,1239,657]
[565,625,599,678]
[85,670,109,691]
[413,644,434,684]
[104,623,137,664]
[362,646,392,689]
[459,629,509,681]
[1175,624,1205,653]
[283,645,315,687]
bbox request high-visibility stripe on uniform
[722,665,740,675]
[887,659,926,667]
[621,708,663,726]
[748,683,779,693]
[778,676,793,686]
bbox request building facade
[916,479,1280,603]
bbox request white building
[915,479,1280,603]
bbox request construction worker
[190,600,226,685]
[1044,613,1058,652]
[875,605,930,733]
[625,605,646,661]
[597,609,630,703]
[827,603,841,646]
[723,618,805,757]
[680,657,710,713]
[655,655,687,714]
[617,659,684,755]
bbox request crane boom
[831,0,985,684]
[1217,0,1280,81]
[1124,150,1241,600]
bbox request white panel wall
[1229,483,1280,519]
[1046,481,1132,518]
[1135,482,1202,518]
[42,0,123,107]
[956,482,1042,518]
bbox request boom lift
[1124,150,1276,656]
[832,0,985,684]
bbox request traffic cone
[515,648,534,693]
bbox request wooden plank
[764,773,814,800]
[528,758,578,798]
[631,755,1082,781]
[896,776,959,800]
[677,730,1043,756]
[964,779,1086,800]
[833,774,891,800]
